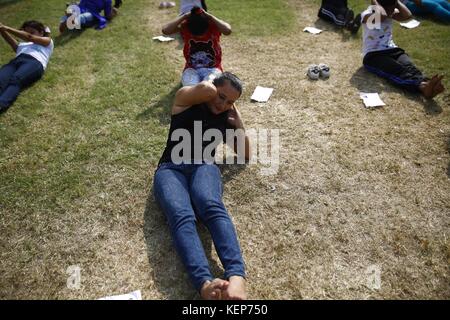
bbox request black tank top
[158,103,230,165]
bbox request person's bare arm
[162,13,189,35]
[392,0,412,21]
[0,24,51,46]
[226,105,251,161]
[172,81,217,115]
[204,11,232,35]
[0,24,18,52]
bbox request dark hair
[213,72,243,96]
[21,20,50,36]
[377,0,396,8]
[187,6,209,36]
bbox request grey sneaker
[318,63,330,79]
[307,64,320,80]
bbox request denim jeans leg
[0,59,17,96]
[189,164,246,280]
[199,68,222,82]
[0,55,44,109]
[79,12,96,28]
[181,68,201,87]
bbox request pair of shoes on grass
[307,64,330,80]
[345,10,361,34]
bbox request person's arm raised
[204,11,231,35]
[362,0,389,23]
[392,0,412,21]
[0,24,18,52]
[0,24,51,46]
[172,81,217,115]
[162,13,189,35]
[227,105,251,161]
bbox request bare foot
[419,75,439,99]
[223,276,247,300]
[200,278,229,300]
[432,76,445,97]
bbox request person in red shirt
[162,7,232,86]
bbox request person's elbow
[162,24,174,35]
[198,81,217,99]
[222,25,232,36]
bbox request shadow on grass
[313,18,359,42]
[143,184,224,299]
[54,29,86,47]
[137,84,181,125]
[217,162,247,184]
[350,66,443,115]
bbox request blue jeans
[60,12,96,29]
[406,0,450,22]
[0,54,44,110]
[153,162,246,292]
[181,68,222,87]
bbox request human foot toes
[224,276,247,300]
[200,278,229,300]
[420,75,439,98]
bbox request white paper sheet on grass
[98,290,142,300]
[251,86,274,102]
[400,19,420,29]
[359,92,385,108]
[152,35,175,42]
[303,26,323,34]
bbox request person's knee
[169,210,197,232]
[194,197,227,221]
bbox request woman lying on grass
[401,0,450,23]
[153,72,250,300]
[361,0,445,99]
[162,6,231,87]
[0,20,53,112]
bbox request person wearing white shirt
[0,20,53,112]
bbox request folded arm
[204,11,232,35]
[0,24,18,52]
[0,24,51,47]
[162,13,189,35]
